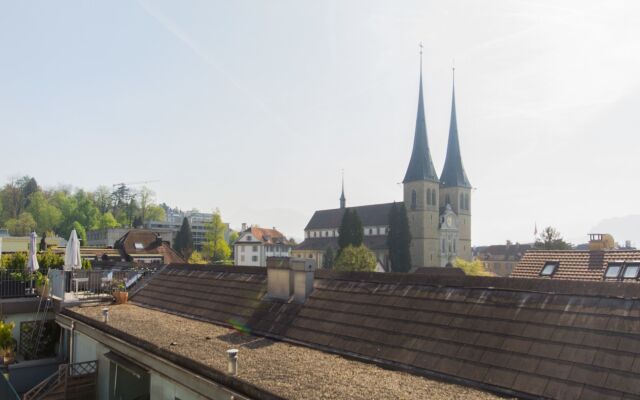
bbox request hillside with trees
[0,176,166,242]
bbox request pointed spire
[403,43,438,184]
[340,170,346,209]
[440,66,471,188]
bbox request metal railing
[48,268,157,301]
[0,271,36,299]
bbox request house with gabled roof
[234,225,293,267]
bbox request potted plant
[112,280,128,304]
[35,272,49,298]
[0,321,15,365]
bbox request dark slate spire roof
[440,70,471,188]
[339,173,346,209]
[403,68,438,183]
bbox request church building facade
[295,65,472,270]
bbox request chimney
[227,349,238,375]
[291,258,316,303]
[266,258,293,300]
[589,233,615,251]
[241,223,247,231]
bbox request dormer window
[247,235,252,241]
[540,262,558,277]
[134,243,144,250]
[604,263,623,279]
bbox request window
[623,264,640,279]
[442,238,445,253]
[252,256,258,262]
[240,255,245,262]
[240,246,244,253]
[252,245,258,252]
[247,235,252,241]
[460,193,465,209]
[540,262,558,277]
[411,190,417,210]
[465,193,470,210]
[445,194,451,205]
[431,190,436,206]
[134,243,144,250]
[604,263,622,279]
[426,188,431,205]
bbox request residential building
[113,229,184,264]
[511,233,640,281]
[86,228,173,248]
[474,241,532,277]
[51,263,640,399]
[234,225,293,266]
[296,64,472,270]
[0,234,64,254]
[145,210,231,251]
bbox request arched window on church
[431,189,436,206]
[445,194,451,205]
[460,193,465,210]
[426,188,431,205]
[411,190,417,210]
[442,238,445,253]
[465,193,470,211]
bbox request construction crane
[112,180,159,188]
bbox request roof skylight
[604,264,622,279]
[540,262,558,277]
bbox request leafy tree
[174,217,194,260]
[188,251,207,264]
[145,204,165,223]
[1,176,38,220]
[333,245,376,272]
[228,231,239,246]
[204,210,230,262]
[72,221,87,244]
[26,192,63,234]
[322,246,335,269]
[6,212,37,236]
[93,186,112,214]
[73,190,100,230]
[97,212,119,229]
[387,202,412,272]
[454,257,492,276]
[338,209,363,252]
[534,226,572,250]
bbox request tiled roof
[304,203,395,230]
[131,264,640,399]
[245,227,291,245]
[511,250,640,281]
[114,229,184,264]
[294,236,388,251]
[63,304,498,400]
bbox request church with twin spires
[294,63,472,270]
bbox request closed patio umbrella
[27,231,39,273]
[64,229,82,271]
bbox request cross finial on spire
[419,42,424,72]
[452,58,456,85]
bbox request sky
[1,0,640,246]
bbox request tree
[333,245,376,272]
[204,210,230,263]
[174,217,194,260]
[138,186,160,225]
[93,186,112,214]
[26,192,63,234]
[6,212,36,236]
[322,246,335,269]
[72,221,87,244]
[188,251,207,264]
[97,212,119,229]
[338,209,363,252]
[387,202,412,272]
[145,204,165,223]
[534,226,572,250]
[454,258,492,276]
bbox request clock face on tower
[446,215,452,226]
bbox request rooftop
[304,202,394,230]
[64,304,499,400]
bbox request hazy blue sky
[2,1,639,245]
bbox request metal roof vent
[227,349,238,375]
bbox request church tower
[439,68,472,261]
[403,52,441,268]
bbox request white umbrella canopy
[27,231,39,273]
[64,229,82,271]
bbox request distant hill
[590,215,640,248]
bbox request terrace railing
[0,271,36,299]
[48,268,156,302]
